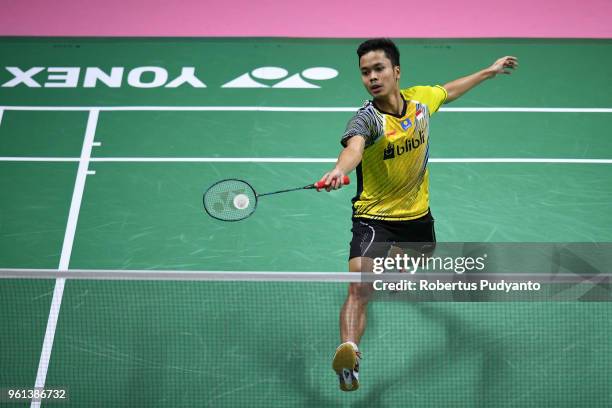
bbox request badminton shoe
[332,342,361,391]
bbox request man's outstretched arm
[443,56,519,103]
[320,135,365,191]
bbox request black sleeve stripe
[341,103,384,148]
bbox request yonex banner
[1,38,610,107]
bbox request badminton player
[320,38,518,391]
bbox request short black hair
[357,38,400,67]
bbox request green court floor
[1,38,611,407]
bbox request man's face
[359,50,400,98]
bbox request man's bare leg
[333,257,374,391]
[340,257,374,344]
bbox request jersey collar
[372,95,407,118]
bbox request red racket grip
[314,175,350,189]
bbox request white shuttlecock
[233,194,250,210]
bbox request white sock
[343,341,359,352]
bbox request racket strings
[203,179,257,221]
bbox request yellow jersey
[341,85,447,221]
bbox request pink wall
[2,0,611,38]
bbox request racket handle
[314,175,350,189]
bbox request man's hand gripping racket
[319,169,349,192]
[203,175,350,221]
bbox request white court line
[31,110,99,408]
[1,157,612,164]
[91,157,338,163]
[0,157,79,162]
[0,105,611,113]
[441,107,612,113]
[429,158,612,164]
[0,108,4,127]
[91,157,612,164]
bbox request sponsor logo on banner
[1,66,339,89]
[222,67,338,88]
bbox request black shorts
[349,210,436,260]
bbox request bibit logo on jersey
[383,143,396,160]
[383,130,426,161]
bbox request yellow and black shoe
[332,342,361,391]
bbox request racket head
[203,179,258,221]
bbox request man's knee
[348,282,373,303]
[347,257,374,303]
[349,256,374,273]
